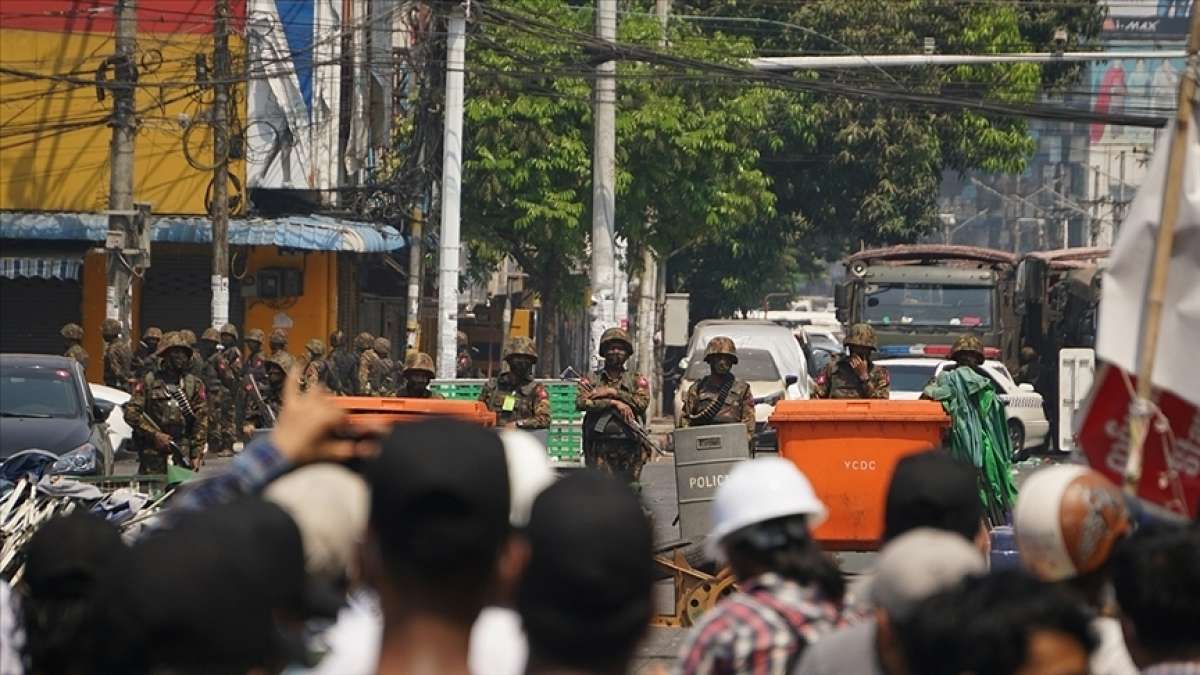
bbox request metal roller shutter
[0,278,82,354]
[139,248,244,335]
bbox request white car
[877,357,1050,457]
[89,383,133,455]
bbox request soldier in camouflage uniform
[456,330,480,378]
[479,337,551,430]
[132,326,162,379]
[680,336,755,441]
[302,338,334,391]
[178,329,205,383]
[327,330,358,395]
[398,352,443,399]
[577,328,652,483]
[369,337,397,396]
[352,332,376,395]
[100,318,133,391]
[125,332,208,474]
[269,328,292,362]
[813,323,891,399]
[212,324,243,457]
[243,328,268,389]
[242,352,292,437]
[195,328,226,463]
[61,323,89,369]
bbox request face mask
[711,357,733,376]
[509,358,532,377]
[167,350,190,372]
[604,347,628,369]
[408,373,431,389]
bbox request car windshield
[884,363,939,393]
[0,364,82,418]
[809,334,841,352]
[863,283,993,328]
[685,348,781,381]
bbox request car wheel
[1008,420,1028,462]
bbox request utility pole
[210,0,232,328]
[405,143,426,354]
[1091,166,1104,246]
[437,6,466,378]
[590,0,617,367]
[105,0,137,335]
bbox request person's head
[180,329,197,347]
[305,338,325,359]
[703,336,738,377]
[122,498,308,674]
[373,337,391,358]
[897,570,1097,675]
[504,337,538,378]
[950,334,985,368]
[519,470,653,675]
[365,419,510,626]
[156,333,193,373]
[20,512,129,675]
[869,529,987,675]
[598,328,633,370]
[219,323,239,349]
[354,331,374,353]
[844,322,878,361]
[197,327,220,359]
[266,352,293,388]
[269,328,288,352]
[329,330,345,349]
[403,352,436,391]
[245,328,265,354]
[1020,346,1038,364]
[60,322,83,345]
[1014,465,1131,606]
[1111,525,1200,668]
[708,458,842,599]
[101,318,122,342]
[884,451,986,551]
[142,326,162,352]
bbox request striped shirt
[677,573,850,675]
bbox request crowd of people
[5,342,1198,674]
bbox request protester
[1111,525,1200,673]
[15,512,128,675]
[678,457,848,674]
[795,528,986,675]
[897,569,1097,675]
[364,419,511,675]
[518,470,654,675]
[1014,464,1138,675]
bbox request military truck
[834,245,1021,370]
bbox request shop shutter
[0,278,82,354]
[139,249,244,336]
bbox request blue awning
[0,212,406,253]
[0,257,82,281]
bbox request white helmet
[499,429,556,528]
[1014,464,1131,582]
[706,457,827,559]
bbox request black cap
[518,470,654,670]
[367,419,510,585]
[884,451,983,543]
[24,512,126,600]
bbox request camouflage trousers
[584,438,649,487]
[205,389,238,455]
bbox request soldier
[100,318,133,391]
[61,323,89,368]
[179,329,205,383]
[576,328,651,484]
[213,324,243,457]
[242,352,292,437]
[327,330,358,395]
[195,328,226,463]
[131,326,162,379]
[456,330,480,378]
[1015,345,1040,386]
[269,328,292,361]
[302,338,333,391]
[371,337,397,396]
[124,332,208,474]
[949,334,987,373]
[398,352,443,399]
[813,323,891,399]
[680,336,755,441]
[353,332,376,395]
[479,337,551,430]
[243,328,268,390]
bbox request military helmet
[843,323,878,350]
[354,332,375,350]
[143,326,163,340]
[180,330,197,346]
[456,330,469,347]
[305,338,325,355]
[373,337,391,354]
[200,327,221,342]
[219,323,239,339]
[504,336,538,362]
[703,336,739,364]
[266,351,295,373]
[101,318,122,336]
[598,327,633,355]
[60,323,84,340]
[404,351,436,375]
[155,331,193,357]
[245,328,266,343]
[329,330,345,348]
[950,334,985,360]
[269,328,288,345]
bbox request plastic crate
[430,380,485,401]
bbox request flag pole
[1123,6,1200,495]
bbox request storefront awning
[0,256,82,280]
[0,212,406,253]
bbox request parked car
[89,383,133,457]
[0,354,115,475]
[795,327,842,382]
[681,319,808,398]
[877,356,1050,458]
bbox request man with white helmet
[678,457,848,675]
[1014,464,1138,675]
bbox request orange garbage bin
[768,400,950,551]
[332,396,497,429]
